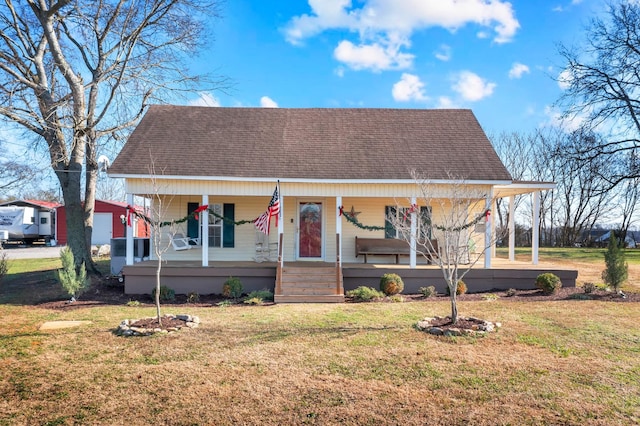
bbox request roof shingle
[108,106,512,182]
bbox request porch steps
[275,265,344,303]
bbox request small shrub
[151,285,175,301]
[482,293,499,301]
[187,292,200,303]
[445,280,467,296]
[583,282,596,294]
[535,273,562,295]
[0,248,8,282]
[602,234,628,291]
[217,300,232,308]
[57,246,89,299]
[245,289,274,302]
[595,283,610,291]
[222,276,243,299]
[389,294,405,303]
[379,273,404,296]
[419,285,437,298]
[505,288,517,297]
[126,300,141,307]
[244,297,264,305]
[346,286,385,302]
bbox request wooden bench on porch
[355,236,439,264]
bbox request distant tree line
[492,1,640,248]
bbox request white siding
[134,180,494,264]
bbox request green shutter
[385,206,395,239]
[222,204,235,248]
[187,202,199,240]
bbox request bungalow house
[107,106,576,301]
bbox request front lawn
[0,252,638,424]
[0,297,639,424]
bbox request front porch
[121,258,578,300]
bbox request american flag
[255,185,280,234]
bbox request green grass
[0,301,638,425]
[496,246,640,264]
[0,251,639,424]
[0,258,110,305]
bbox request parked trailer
[0,206,54,244]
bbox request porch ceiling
[494,181,556,198]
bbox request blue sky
[186,0,605,135]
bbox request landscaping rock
[116,314,199,337]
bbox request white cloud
[392,73,428,102]
[557,68,574,90]
[508,62,530,79]
[436,96,456,108]
[189,92,220,107]
[260,96,279,108]
[543,105,585,132]
[285,0,520,45]
[334,39,414,71]
[452,71,496,101]
[434,44,451,61]
[284,0,519,72]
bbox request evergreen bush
[0,248,8,283]
[379,273,404,295]
[346,286,385,302]
[244,289,274,302]
[419,285,437,297]
[602,234,628,291]
[57,247,89,300]
[222,276,243,299]
[535,273,562,294]
[151,285,176,301]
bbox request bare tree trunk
[450,291,458,323]
[83,136,99,273]
[155,257,163,327]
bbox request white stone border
[116,314,200,336]
[416,316,501,336]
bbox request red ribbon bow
[194,204,209,220]
[125,205,133,227]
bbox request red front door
[298,202,322,259]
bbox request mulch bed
[34,279,638,312]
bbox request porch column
[126,193,134,266]
[532,191,540,265]
[484,190,492,268]
[491,198,497,259]
[410,196,417,269]
[509,195,515,262]
[336,196,342,267]
[202,195,209,267]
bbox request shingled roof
[108,105,512,182]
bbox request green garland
[128,207,255,228]
[340,205,490,233]
[128,203,489,234]
[341,209,388,231]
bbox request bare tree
[390,172,501,324]
[490,130,537,237]
[550,130,615,246]
[0,160,33,193]
[0,0,224,271]
[555,1,640,189]
[143,160,177,326]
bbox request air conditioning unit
[110,237,150,276]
